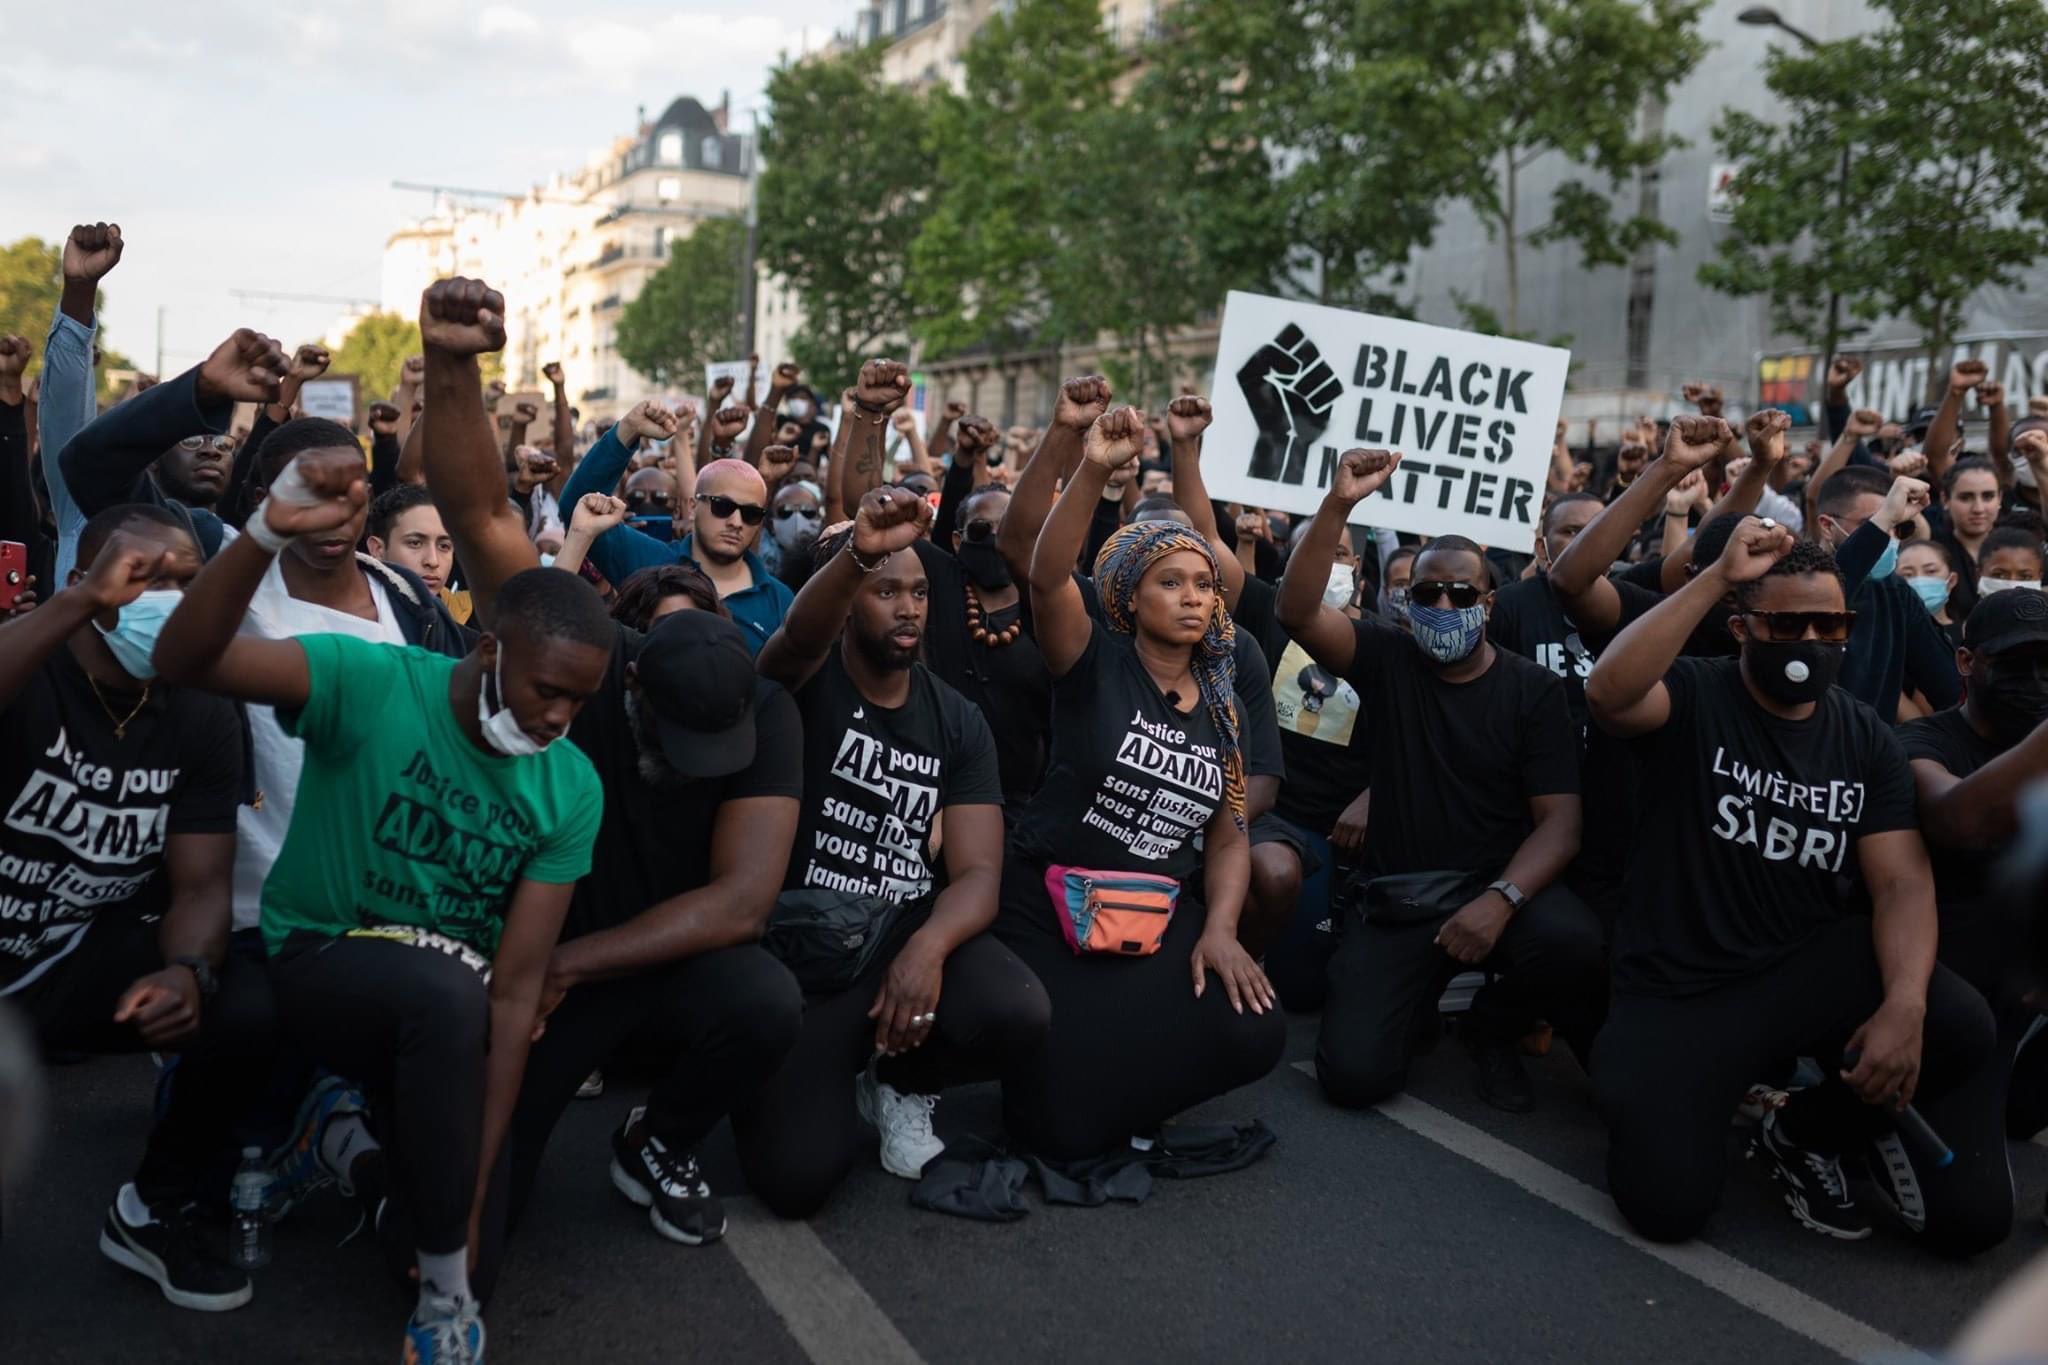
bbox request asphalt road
[5,1014,2042,1363]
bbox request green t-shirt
[259,634,602,958]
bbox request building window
[658,130,682,164]
[700,135,722,168]
[657,177,681,203]
[653,227,668,257]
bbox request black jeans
[22,911,274,1207]
[269,935,511,1297]
[1315,881,1608,1108]
[508,943,803,1225]
[732,932,1049,1219]
[995,861,1287,1162]
[1592,916,2011,1256]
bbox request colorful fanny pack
[1043,865,1181,956]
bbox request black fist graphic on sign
[1237,323,1342,485]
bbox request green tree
[1699,0,2048,399]
[758,45,929,389]
[615,217,746,388]
[0,236,132,397]
[329,312,422,403]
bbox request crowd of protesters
[3,222,2048,1364]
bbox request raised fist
[367,401,401,435]
[1331,448,1401,505]
[710,375,735,402]
[616,399,679,449]
[1880,475,1931,530]
[1683,381,1725,418]
[1238,323,1341,485]
[2015,428,2048,468]
[0,336,29,382]
[196,328,287,404]
[570,493,628,537]
[1845,408,1884,437]
[759,444,797,484]
[82,528,187,611]
[484,380,508,406]
[1949,359,1988,395]
[1234,511,1270,544]
[851,485,931,558]
[513,400,540,425]
[1663,415,1733,472]
[1743,407,1791,465]
[261,448,368,541]
[942,399,967,422]
[890,407,918,435]
[1167,394,1213,443]
[775,420,801,445]
[1977,381,2006,409]
[63,222,124,283]
[710,406,750,445]
[419,277,507,356]
[1666,468,1709,515]
[1887,449,1929,479]
[400,354,426,388]
[954,416,998,462]
[1083,407,1147,471]
[1827,355,1863,388]
[289,344,330,381]
[542,361,565,386]
[1054,375,1112,432]
[518,447,559,484]
[1717,516,1796,585]
[774,361,800,387]
[856,359,911,413]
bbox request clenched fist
[2015,428,2048,468]
[1083,407,1147,471]
[710,406,750,445]
[81,529,189,611]
[196,329,287,404]
[942,399,967,422]
[0,336,29,384]
[1828,355,1862,389]
[773,361,800,388]
[1331,448,1402,505]
[856,359,911,413]
[1055,376,1113,432]
[1887,449,1929,480]
[710,375,735,402]
[399,354,426,389]
[289,344,330,381]
[261,448,369,541]
[570,493,628,537]
[1663,415,1733,472]
[851,485,931,558]
[513,400,539,425]
[542,361,565,386]
[1949,359,1988,395]
[1845,408,1884,437]
[1977,381,2006,409]
[1167,395,1213,443]
[1682,381,1725,418]
[64,222,124,283]
[759,444,798,484]
[1716,517,1797,585]
[419,278,507,356]
[616,400,680,449]
[367,401,401,435]
[954,416,998,462]
[1744,407,1791,465]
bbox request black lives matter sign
[1203,291,1570,545]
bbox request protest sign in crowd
[2,222,2048,1365]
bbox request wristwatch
[1486,879,1527,912]
[170,955,219,999]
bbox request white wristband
[243,505,291,554]
[246,454,322,554]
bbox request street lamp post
[1738,7,1853,409]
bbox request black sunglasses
[775,504,819,520]
[1742,609,1857,643]
[701,493,767,525]
[1410,580,1485,610]
[962,519,999,542]
[626,491,673,508]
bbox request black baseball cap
[633,611,758,778]
[1963,587,2048,655]
[1906,405,1943,436]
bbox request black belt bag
[763,889,927,994]
[1343,870,1487,929]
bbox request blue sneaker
[267,1075,364,1220]
[403,1293,485,1364]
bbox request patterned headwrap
[1092,521,1245,830]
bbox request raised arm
[1913,717,2048,851]
[890,408,933,478]
[928,398,964,463]
[417,278,532,629]
[698,374,734,470]
[1804,406,1882,530]
[1586,516,1792,736]
[932,416,996,547]
[1276,449,1403,677]
[997,375,1107,584]
[38,224,123,523]
[1923,359,1986,483]
[543,360,574,481]
[152,447,369,705]
[1551,417,1729,630]
[1981,381,2012,484]
[1163,395,1242,598]
[755,486,930,691]
[264,344,329,427]
[840,359,912,513]
[746,362,801,463]
[0,529,189,711]
[1658,409,1793,592]
[394,353,425,444]
[1029,407,1145,676]
[365,402,402,501]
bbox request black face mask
[1977,659,2048,742]
[1744,639,1846,705]
[956,538,1012,590]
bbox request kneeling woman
[1002,407,1285,1159]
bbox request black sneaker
[608,1105,727,1246]
[1748,1110,1872,1240]
[1471,1039,1537,1114]
[99,1198,253,1311]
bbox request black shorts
[1249,812,1324,879]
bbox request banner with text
[1204,292,1571,545]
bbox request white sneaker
[855,1059,945,1180]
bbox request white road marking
[1291,1062,1928,1364]
[725,1200,928,1365]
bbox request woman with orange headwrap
[994,405,1285,1161]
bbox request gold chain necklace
[86,673,151,740]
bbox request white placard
[298,376,357,425]
[704,360,753,399]
[1203,291,1570,546]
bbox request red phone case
[0,541,26,611]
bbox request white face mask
[1323,563,1357,610]
[1980,577,2044,596]
[479,649,552,756]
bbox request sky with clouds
[1,0,853,372]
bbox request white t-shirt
[231,556,406,930]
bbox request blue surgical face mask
[1407,601,1487,665]
[93,589,182,680]
[538,553,556,568]
[1869,536,1899,581]
[1908,574,1951,615]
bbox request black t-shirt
[1898,707,2011,997]
[1234,574,1370,831]
[912,540,1053,806]
[1340,615,1579,878]
[788,650,1002,904]
[0,649,242,996]
[1615,657,1917,997]
[1488,574,1599,737]
[564,625,803,941]
[1011,622,1228,884]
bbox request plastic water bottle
[229,1146,271,1270]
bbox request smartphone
[0,542,26,611]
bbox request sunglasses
[1409,580,1485,610]
[701,494,767,525]
[775,504,819,520]
[1741,610,1857,643]
[626,491,673,508]
[962,519,999,543]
